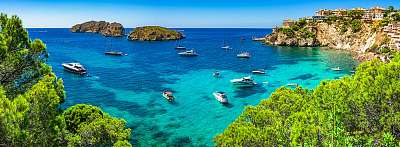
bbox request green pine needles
[215,55,400,146]
[0,14,132,146]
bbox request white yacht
[237,52,251,58]
[331,67,342,71]
[221,46,231,49]
[175,45,186,50]
[213,91,228,104]
[230,76,256,87]
[178,50,198,56]
[252,69,266,74]
[62,63,86,75]
[105,51,126,56]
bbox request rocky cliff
[265,21,390,61]
[128,26,183,41]
[70,21,124,37]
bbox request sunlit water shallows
[29,28,358,146]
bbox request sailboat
[105,38,127,56]
[221,40,231,49]
[175,40,186,49]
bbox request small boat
[178,50,198,57]
[287,83,298,87]
[252,69,266,74]
[331,67,342,71]
[221,46,231,49]
[162,91,174,102]
[230,76,257,87]
[62,63,87,75]
[237,52,251,58]
[213,71,220,77]
[175,45,186,50]
[213,91,228,104]
[105,51,126,56]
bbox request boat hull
[213,93,228,104]
[63,67,86,75]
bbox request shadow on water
[222,103,234,108]
[233,85,267,98]
[289,73,317,80]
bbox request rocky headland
[127,26,183,41]
[264,8,400,62]
[70,21,124,37]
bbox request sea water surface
[29,28,357,146]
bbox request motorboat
[175,45,186,50]
[331,67,342,71]
[213,91,228,104]
[62,63,87,75]
[105,51,126,56]
[178,50,198,56]
[221,46,231,49]
[237,52,251,58]
[162,91,174,102]
[287,83,298,87]
[230,76,257,87]
[252,69,266,74]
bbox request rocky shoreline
[264,22,391,62]
[70,21,124,37]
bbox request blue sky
[1,0,399,28]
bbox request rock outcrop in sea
[128,26,183,41]
[70,21,124,37]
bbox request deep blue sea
[29,28,358,146]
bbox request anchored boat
[105,51,126,56]
[213,91,228,104]
[252,69,266,74]
[331,67,342,71]
[237,52,251,58]
[178,50,198,57]
[62,63,87,75]
[175,45,186,50]
[230,76,257,87]
[162,91,174,102]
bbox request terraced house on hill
[314,6,386,22]
[384,22,400,49]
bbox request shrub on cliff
[0,13,131,146]
[215,54,400,146]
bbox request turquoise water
[29,28,357,146]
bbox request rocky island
[127,26,183,41]
[264,6,400,61]
[70,21,124,37]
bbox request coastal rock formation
[70,21,124,37]
[264,21,391,61]
[128,26,183,41]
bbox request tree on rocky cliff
[215,55,400,146]
[0,13,132,146]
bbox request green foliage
[63,104,131,146]
[0,13,132,146]
[378,47,391,54]
[215,55,400,146]
[128,26,183,41]
[277,20,316,40]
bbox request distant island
[70,21,124,37]
[264,6,400,61]
[127,26,184,41]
